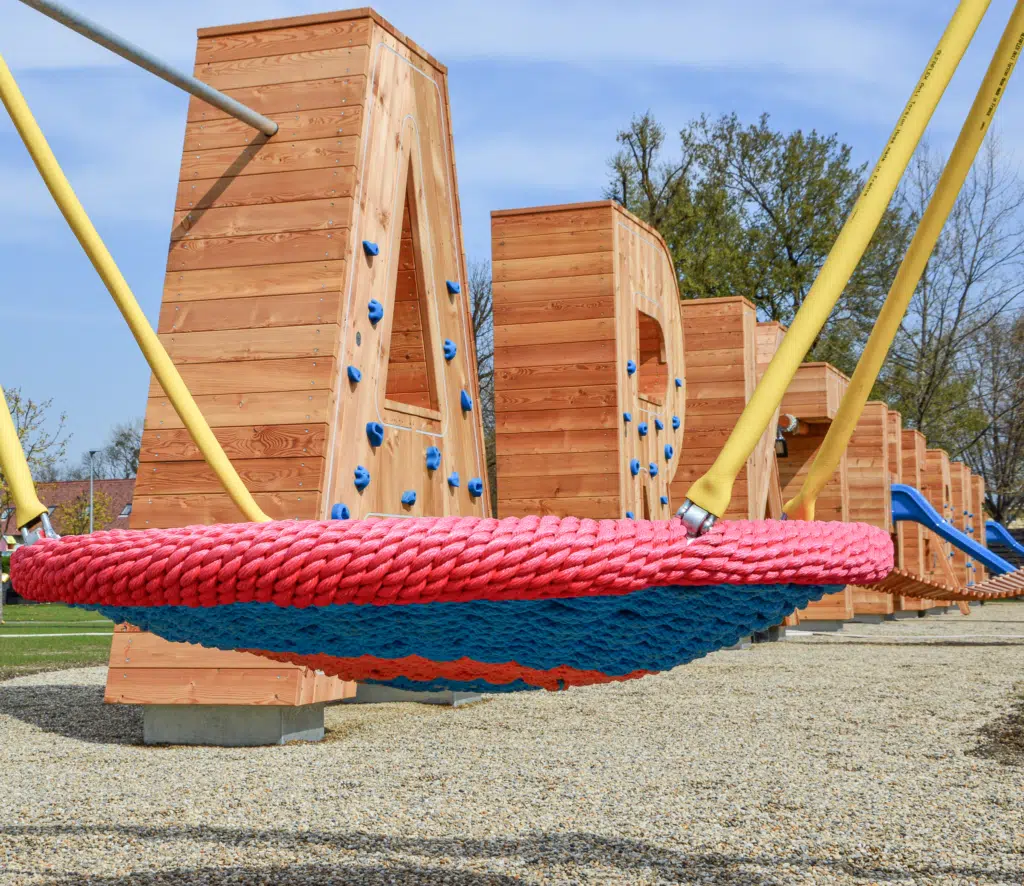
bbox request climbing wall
[670,297,778,520]
[492,201,685,520]
[778,363,853,622]
[972,473,987,584]
[922,449,957,599]
[950,462,972,587]
[848,402,894,616]
[898,428,930,611]
[111,8,487,705]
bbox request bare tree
[467,259,496,515]
[958,309,1024,525]
[877,137,1024,447]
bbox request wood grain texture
[493,201,685,521]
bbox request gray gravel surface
[1,602,1022,885]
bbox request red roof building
[1,478,135,538]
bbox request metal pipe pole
[88,450,97,534]
[16,0,278,136]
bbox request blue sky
[1,0,1022,466]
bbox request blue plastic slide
[891,484,1015,576]
[986,520,1024,566]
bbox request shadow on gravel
[0,682,142,745]
[3,824,1019,885]
[971,683,1024,766]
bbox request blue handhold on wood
[649,463,658,477]
[347,365,362,383]
[353,465,370,491]
[447,471,460,488]
[468,478,484,498]
[625,511,635,519]
[654,418,664,431]
[443,339,457,361]
[446,280,461,295]
[401,490,417,506]
[672,415,680,430]
[630,459,640,476]
[623,412,632,422]
[367,299,384,325]
[638,422,648,437]
[362,240,379,257]
[626,360,636,375]
[675,378,682,388]
[330,503,350,520]
[664,444,673,460]
[460,390,473,411]
[660,496,669,505]
[426,446,441,470]
[366,421,384,447]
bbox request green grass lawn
[1,603,114,681]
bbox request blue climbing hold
[330,503,350,520]
[468,478,484,498]
[347,365,362,384]
[660,496,669,506]
[675,378,682,388]
[625,511,635,519]
[353,465,370,491]
[443,339,457,361]
[664,444,674,460]
[630,459,641,476]
[672,415,680,430]
[447,471,460,488]
[654,418,664,431]
[638,422,648,437]
[367,299,384,326]
[649,463,658,477]
[460,390,473,411]
[426,446,441,470]
[626,360,636,375]
[401,490,417,506]
[362,240,379,257]
[446,280,461,295]
[623,412,632,423]
[366,422,384,447]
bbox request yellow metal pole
[786,1,1024,521]
[680,0,990,534]
[0,51,270,524]
[0,384,48,530]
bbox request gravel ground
[1,602,1022,885]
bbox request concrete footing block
[886,611,920,620]
[852,614,884,625]
[752,626,786,643]
[795,620,845,633]
[143,703,325,746]
[345,684,481,706]
[723,635,752,651]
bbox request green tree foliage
[606,111,911,372]
[56,490,114,536]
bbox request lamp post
[88,450,98,533]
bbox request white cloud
[0,0,959,89]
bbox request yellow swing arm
[680,0,990,534]
[786,1,1024,520]
[0,52,270,526]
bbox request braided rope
[12,516,892,609]
[248,651,650,691]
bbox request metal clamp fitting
[677,500,717,537]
